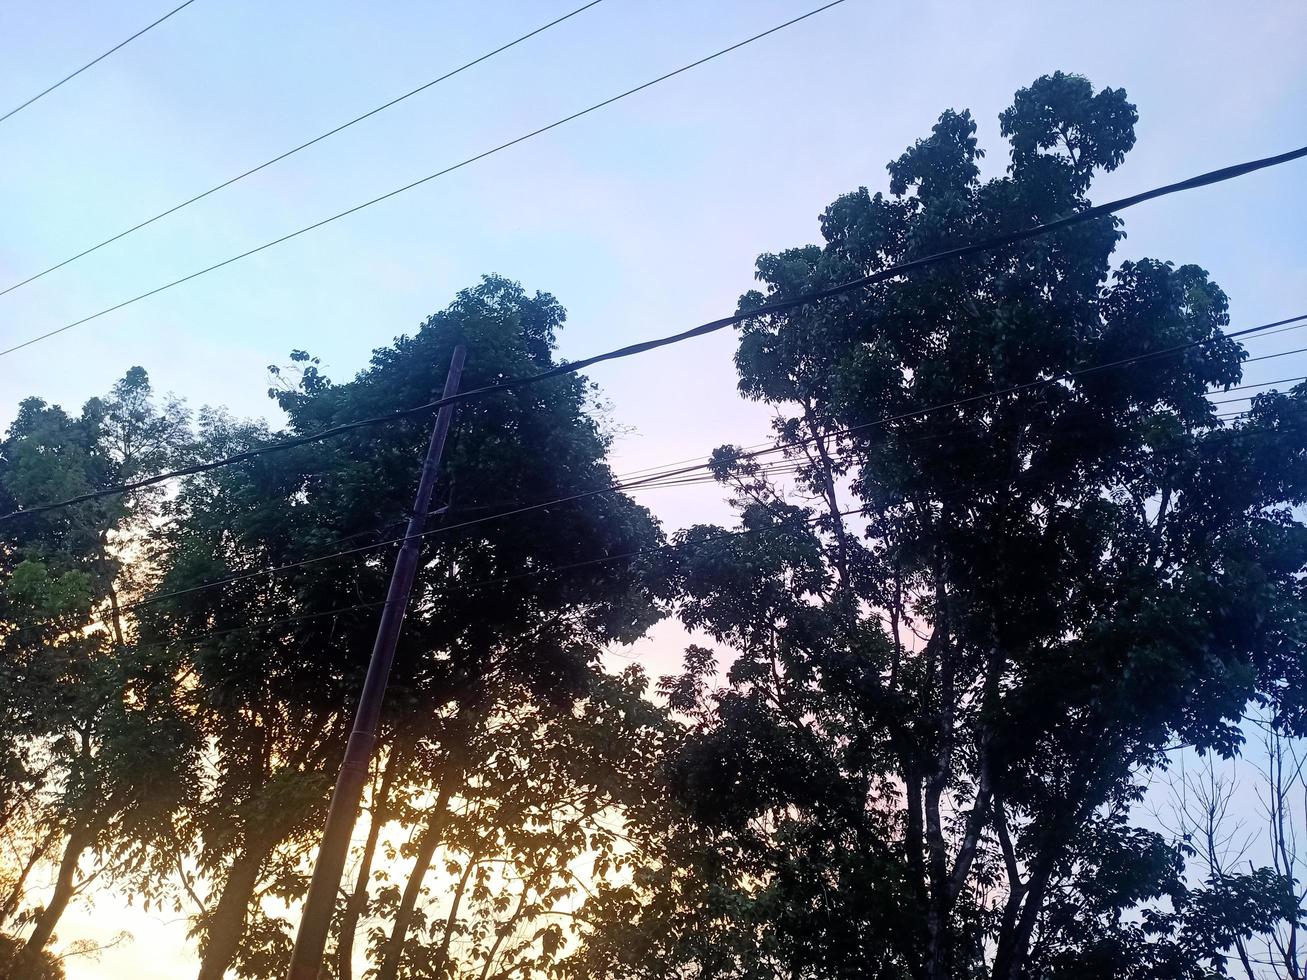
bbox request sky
[2,0,1306,975]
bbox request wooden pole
[287,344,466,980]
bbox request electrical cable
[13,376,1307,646]
[2,32,1301,362]
[0,0,199,125]
[12,353,1306,641]
[4,500,857,650]
[1209,376,1307,405]
[0,0,850,358]
[0,0,607,296]
[4,311,1306,522]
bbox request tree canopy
[2,72,1306,980]
[574,71,1307,980]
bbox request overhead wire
[0,0,851,358]
[9,329,1307,641]
[0,0,199,126]
[12,409,1033,646]
[0,0,607,297]
[1208,376,1307,406]
[0,22,1300,361]
[1244,344,1307,366]
[12,363,1307,647]
[1,449,813,639]
[4,311,1307,524]
[5,499,860,652]
[626,330,1307,479]
[41,372,1294,655]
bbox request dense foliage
[574,73,1307,980]
[1,74,1305,980]
[1,279,670,979]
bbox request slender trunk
[993,798,1026,960]
[375,776,457,980]
[336,738,409,980]
[944,649,1002,905]
[888,560,904,689]
[991,853,1054,980]
[432,850,479,978]
[923,774,951,980]
[13,820,95,977]
[923,547,960,980]
[904,768,926,895]
[0,827,57,928]
[106,583,127,649]
[478,871,541,980]
[802,404,851,590]
[195,839,274,980]
[97,530,126,649]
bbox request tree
[576,72,1307,979]
[1160,719,1307,980]
[358,666,666,980]
[0,369,198,978]
[138,276,668,978]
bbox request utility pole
[287,345,466,980]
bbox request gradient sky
[2,0,1306,975]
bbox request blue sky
[2,0,1306,974]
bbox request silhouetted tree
[575,72,1307,980]
[0,370,197,978]
[137,277,667,979]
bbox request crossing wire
[8,323,1307,645]
[5,419,965,644]
[0,0,199,126]
[33,358,1307,659]
[13,353,1307,644]
[4,309,1306,524]
[5,502,859,649]
[0,0,607,297]
[1209,376,1307,405]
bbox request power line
[104,459,760,616]
[0,0,199,126]
[0,453,784,639]
[8,504,853,653]
[630,331,1307,479]
[19,388,1307,664]
[1245,344,1307,366]
[48,364,1306,656]
[13,356,1307,642]
[0,0,851,358]
[1209,375,1307,405]
[4,410,1045,642]
[0,0,606,297]
[10,326,1307,644]
[4,311,1305,523]
[1,20,1299,363]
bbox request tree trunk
[479,880,530,980]
[432,851,479,978]
[13,820,95,978]
[375,776,457,980]
[0,827,56,929]
[923,775,951,980]
[801,404,852,590]
[337,738,409,980]
[991,855,1054,980]
[195,839,273,980]
[106,583,127,649]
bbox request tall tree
[0,370,198,977]
[139,276,667,978]
[576,72,1307,979]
